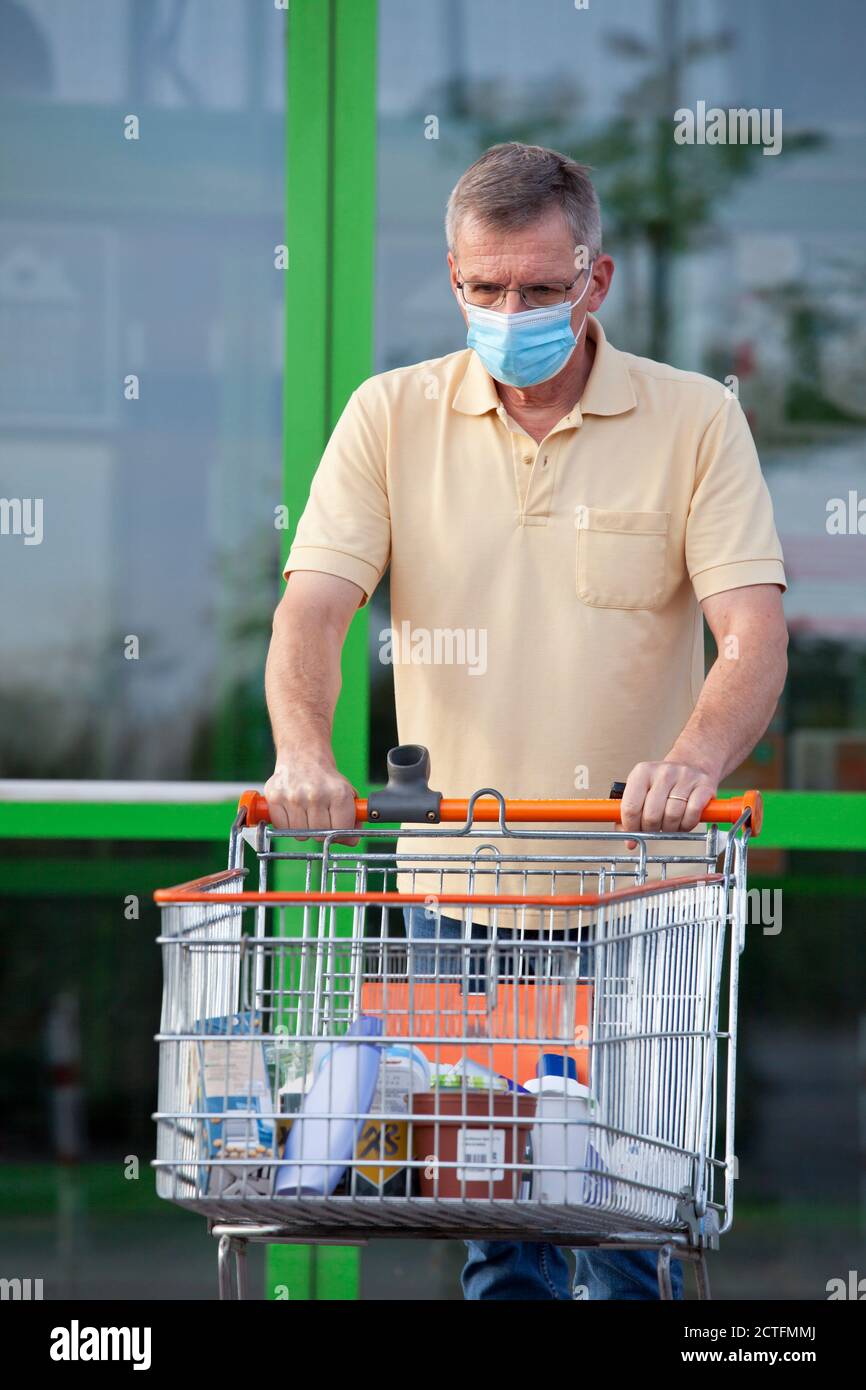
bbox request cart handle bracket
[366,744,442,823]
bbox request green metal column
[267,0,378,1302]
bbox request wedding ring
[667,794,689,801]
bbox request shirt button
[522,455,532,465]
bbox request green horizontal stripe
[0,855,224,896]
[750,875,866,897]
[0,791,864,850]
[756,791,866,850]
[0,862,861,898]
[0,801,238,842]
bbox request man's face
[448,208,612,337]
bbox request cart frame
[153,769,758,1301]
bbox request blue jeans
[404,907,684,1301]
[462,1241,682,1301]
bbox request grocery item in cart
[430,1057,525,1092]
[525,1053,597,1205]
[581,1141,615,1206]
[270,1040,317,1155]
[192,1010,275,1198]
[361,979,592,1087]
[274,1015,383,1196]
[603,1134,691,1210]
[411,1090,536,1199]
[351,1044,431,1196]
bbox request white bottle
[274,1016,382,1196]
[526,1054,595,1205]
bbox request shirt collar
[452,313,637,420]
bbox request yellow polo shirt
[284,314,785,908]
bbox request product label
[456,1128,506,1183]
[192,1011,275,1197]
[354,1117,408,1185]
[200,1038,270,1102]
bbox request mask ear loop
[567,260,596,346]
[574,261,595,302]
[571,260,595,311]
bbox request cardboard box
[192,1010,275,1196]
[360,981,592,1087]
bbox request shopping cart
[153,744,762,1301]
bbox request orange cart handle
[237,788,762,836]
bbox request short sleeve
[686,396,786,603]
[283,386,390,606]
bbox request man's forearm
[620,586,788,834]
[666,638,787,782]
[264,605,342,764]
[263,574,364,839]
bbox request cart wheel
[217,1234,248,1300]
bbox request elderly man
[264,142,787,1300]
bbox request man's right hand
[263,755,360,845]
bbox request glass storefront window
[0,0,285,781]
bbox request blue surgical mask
[465,269,593,387]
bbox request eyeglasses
[456,269,588,310]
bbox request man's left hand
[618,759,720,837]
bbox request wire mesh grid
[153,823,743,1246]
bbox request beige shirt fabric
[284,314,786,917]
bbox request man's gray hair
[445,142,602,259]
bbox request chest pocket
[575,507,670,610]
